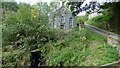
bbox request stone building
[48,3,77,29]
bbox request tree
[66,2,83,16]
[76,15,88,23]
[99,2,120,33]
[66,1,100,16]
[2,2,64,66]
[2,2,18,12]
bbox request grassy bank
[2,28,120,66]
[41,28,120,66]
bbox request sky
[14,0,119,5]
[14,0,114,5]
[15,0,90,5]
[14,0,116,15]
[14,0,96,5]
[15,0,52,5]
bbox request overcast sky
[14,0,118,15]
[14,0,118,5]
[15,0,52,5]
[15,0,90,5]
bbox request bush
[86,12,111,29]
[76,15,88,23]
[2,3,58,66]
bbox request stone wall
[107,35,120,55]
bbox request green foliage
[100,2,116,11]
[87,2,120,34]
[2,3,50,47]
[76,15,88,23]
[66,2,83,16]
[42,28,120,66]
[2,50,28,66]
[2,2,120,66]
[89,44,120,65]
[2,2,18,11]
[2,3,58,66]
[86,12,111,29]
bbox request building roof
[48,6,72,16]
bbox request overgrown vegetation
[2,2,120,67]
[86,12,111,29]
[86,2,120,34]
[41,28,120,66]
[2,3,58,66]
[76,14,88,23]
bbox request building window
[69,17,73,28]
[57,25,59,27]
[53,22,54,28]
[65,26,67,29]
[61,16,65,23]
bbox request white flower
[83,37,86,40]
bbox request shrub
[76,15,88,23]
[2,3,58,66]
